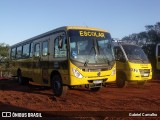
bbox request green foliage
[0,43,9,56]
[122,22,160,44]
[0,43,10,68]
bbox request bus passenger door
[41,39,50,84]
[156,43,160,70]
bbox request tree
[122,22,160,45]
[0,43,9,62]
[145,22,160,44]
[0,43,10,77]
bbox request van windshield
[122,45,149,63]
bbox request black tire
[18,73,23,85]
[90,87,101,92]
[51,74,68,97]
[137,80,146,85]
[116,73,126,88]
[68,86,75,90]
[17,71,29,85]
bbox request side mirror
[107,44,111,49]
[58,38,63,48]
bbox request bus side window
[42,41,48,56]
[22,44,30,58]
[54,35,67,58]
[11,48,16,59]
[16,46,22,59]
[34,43,40,57]
[30,43,33,57]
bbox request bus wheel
[51,75,68,97]
[18,73,23,85]
[116,74,126,88]
[137,81,146,85]
[90,87,101,92]
[68,86,75,90]
[18,74,29,85]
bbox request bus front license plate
[93,80,102,84]
[143,74,148,77]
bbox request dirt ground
[0,77,160,119]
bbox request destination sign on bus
[79,31,105,38]
[68,30,108,38]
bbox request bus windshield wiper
[98,46,110,65]
[84,41,96,67]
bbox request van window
[114,47,125,61]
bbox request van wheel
[51,74,68,97]
[116,74,126,88]
[90,87,101,92]
[137,81,146,85]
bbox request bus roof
[10,26,108,48]
[66,26,107,32]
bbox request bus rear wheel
[17,71,29,85]
[51,74,68,97]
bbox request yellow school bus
[114,42,152,87]
[10,26,116,96]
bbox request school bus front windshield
[122,45,149,63]
[68,30,115,67]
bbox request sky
[0,0,160,46]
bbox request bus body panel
[69,61,116,85]
[10,26,116,89]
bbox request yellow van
[114,43,152,87]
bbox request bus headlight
[130,68,139,72]
[72,68,83,78]
[111,67,116,76]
